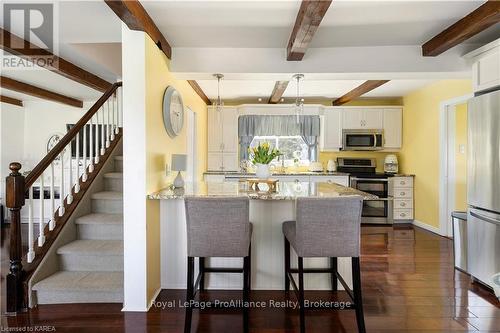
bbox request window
[249,136,310,166]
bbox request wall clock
[162,86,184,138]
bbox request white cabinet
[309,175,349,186]
[466,39,500,93]
[320,108,342,151]
[207,107,239,171]
[389,176,414,221]
[342,108,383,129]
[383,108,402,149]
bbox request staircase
[32,156,123,304]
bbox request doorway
[439,94,473,237]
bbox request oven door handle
[351,177,389,182]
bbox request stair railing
[5,82,122,314]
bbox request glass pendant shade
[293,74,304,123]
[213,74,224,112]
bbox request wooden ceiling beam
[287,0,333,61]
[0,76,83,108]
[187,80,212,106]
[422,1,500,57]
[268,81,289,104]
[0,28,112,92]
[105,0,172,59]
[332,80,390,106]
[0,95,23,107]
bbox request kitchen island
[149,181,376,291]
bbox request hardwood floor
[1,224,499,332]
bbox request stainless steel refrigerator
[467,90,500,291]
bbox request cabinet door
[222,152,239,171]
[207,152,223,171]
[342,109,364,129]
[383,108,402,149]
[221,108,239,152]
[309,175,349,186]
[363,109,383,129]
[473,47,500,93]
[321,109,342,150]
[208,111,223,152]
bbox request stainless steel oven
[337,158,393,224]
[342,129,384,151]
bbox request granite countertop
[148,181,377,201]
[204,171,350,176]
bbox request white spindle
[116,89,121,133]
[92,115,98,166]
[67,139,73,204]
[27,186,35,263]
[100,107,105,156]
[38,174,45,247]
[82,124,88,182]
[59,151,65,216]
[75,132,80,193]
[111,95,116,141]
[106,101,111,148]
[50,162,55,230]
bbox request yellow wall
[455,103,468,211]
[399,80,472,228]
[144,37,208,301]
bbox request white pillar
[121,24,148,312]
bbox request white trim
[413,220,442,236]
[438,94,473,237]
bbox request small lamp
[171,154,187,188]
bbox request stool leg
[284,236,290,293]
[352,257,366,333]
[330,257,338,291]
[184,256,195,333]
[248,244,252,291]
[298,256,305,333]
[199,257,205,292]
[243,254,250,333]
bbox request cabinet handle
[400,192,405,196]
[401,213,406,217]
[222,143,225,151]
[400,202,406,207]
[400,181,406,185]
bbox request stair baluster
[38,173,45,247]
[59,151,65,216]
[75,132,80,193]
[27,186,34,263]
[106,100,111,148]
[49,162,55,231]
[111,94,116,141]
[100,107,106,156]
[82,124,88,182]
[67,139,73,205]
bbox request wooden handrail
[25,82,122,188]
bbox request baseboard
[412,220,444,236]
[147,287,162,311]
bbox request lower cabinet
[207,152,239,172]
[309,175,349,186]
[389,176,414,221]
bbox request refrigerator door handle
[470,210,500,226]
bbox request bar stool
[282,196,365,333]
[184,196,252,333]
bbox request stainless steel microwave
[342,129,384,151]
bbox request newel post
[5,162,27,314]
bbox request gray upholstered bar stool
[282,196,365,333]
[184,196,252,333]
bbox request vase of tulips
[250,142,281,179]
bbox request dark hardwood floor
[1,224,499,332]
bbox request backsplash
[318,151,400,173]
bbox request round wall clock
[162,86,184,138]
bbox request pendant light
[292,74,304,123]
[213,73,224,112]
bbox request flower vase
[255,163,270,179]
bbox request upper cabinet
[465,39,500,93]
[207,107,239,171]
[342,108,383,129]
[383,108,403,149]
[320,107,342,150]
[321,107,403,151]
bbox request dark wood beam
[0,28,112,92]
[268,81,289,104]
[332,80,390,106]
[422,1,500,56]
[0,76,83,108]
[187,80,212,106]
[105,0,172,59]
[287,0,333,61]
[0,95,23,107]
